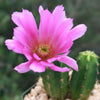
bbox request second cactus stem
[70,51,99,100]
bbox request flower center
[38,44,49,55]
[34,44,53,61]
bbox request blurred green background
[0,0,100,100]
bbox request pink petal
[69,24,87,41]
[47,57,59,63]
[40,61,53,67]
[14,60,32,73]
[33,53,41,61]
[12,9,38,43]
[13,27,38,60]
[5,39,24,54]
[29,61,46,73]
[14,27,35,48]
[39,6,52,42]
[49,65,70,72]
[38,5,68,43]
[55,18,73,34]
[58,56,78,71]
[50,18,73,45]
[39,5,44,13]
[23,47,33,60]
[46,5,67,41]
[52,5,66,26]
[47,51,70,63]
[53,5,64,14]
[41,61,70,72]
[54,38,73,54]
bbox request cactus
[40,51,99,100]
[70,51,99,100]
[41,61,69,100]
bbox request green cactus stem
[70,51,99,100]
[41,61,69,100]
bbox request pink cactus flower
[5,5,87,73]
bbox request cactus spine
[41,61,69,100]
[70,51,99,100]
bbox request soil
[24,77,100,100]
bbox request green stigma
[39,44,49,55]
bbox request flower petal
[39,5,44,13]
[46,5,67,43]
[52,5,66,25]
[14,61,32,73]
[38,5,68,43]
[48,63,70,72]
[39,6,52,42]
[5,39,24,54]
[23,47,33,60]
[49,65,70,72]
[55,18,73,35]
[69,24,87,41]
[14,27,36,48]
[41,61,70,72]
[12,9,38,42]
[29,61,46,73]
[58,56,78,71]
[33,53,41,61]
[47,51,70,63]
[50,18,73,46]
[55,38,73,54]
